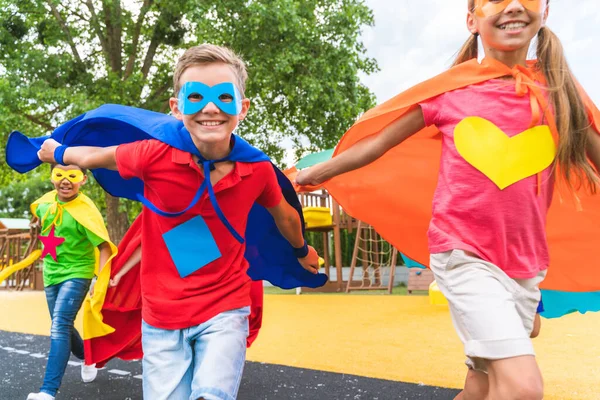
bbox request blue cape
[6,104,327,289]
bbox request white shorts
[430,250,546,372]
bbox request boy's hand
[88,276,97,296]
[37,139,61,163]
[109,274,122,287]
[298,246,320,274]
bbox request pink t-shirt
[420,79,554,279]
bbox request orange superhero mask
[474,0,545,18]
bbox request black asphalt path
[0,331,460,399]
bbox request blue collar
[137,135,270,243]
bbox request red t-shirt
[116,139,282,329]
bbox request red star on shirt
[39,225,65,261]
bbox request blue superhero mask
[177,82,243,116]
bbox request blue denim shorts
[141,306,250,400]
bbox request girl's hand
[296,167,324,186]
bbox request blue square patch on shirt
[162,215,222,278]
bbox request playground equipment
[290,151,443,299]
[429,281,448,306]
[399,253,434,295]
[346,221,397,294]
[401,253,447,303]
[298,189,359,292]
[0,219,42,290]
[407,268,435,294]
[303,207,332,229]
[297,187,447,301]
[295,149,334,170]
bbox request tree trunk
[105,193,129,244]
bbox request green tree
[0,0,377,241]
[0,170,52,218]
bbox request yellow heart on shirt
[454,117,556,190]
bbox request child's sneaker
[26,393,55,400]
[81,363,98,383]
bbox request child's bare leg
[487,355,543,400]
[455,368,489,400]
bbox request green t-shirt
[35,196,105,287]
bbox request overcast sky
[359,0,600,104]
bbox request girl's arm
[296,107,426,186]
[587,129,600,175]
[110,246,142,287]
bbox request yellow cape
[31,191,118,339]
[0,249,42,282]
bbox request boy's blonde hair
[173,44,248,97]
[455,0,598,193]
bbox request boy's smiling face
[51,164,87,202]
[170,62,251,152]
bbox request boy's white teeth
[500,22,526,30]
[200,121,223,126]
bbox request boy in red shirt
[37,44,320,400]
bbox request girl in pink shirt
[297,1,600,399]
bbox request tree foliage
[0,0,377,240]
[0,169,52,218]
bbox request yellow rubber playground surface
[1,291,599,399]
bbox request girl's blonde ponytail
[453,34,479,66]
[536,26,599,192]
[452,0,479,66]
